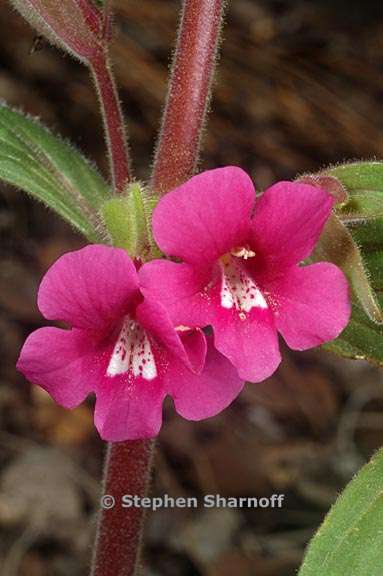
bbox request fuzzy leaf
[298,448,383,576]
[326,161,383,221]
[324,305,383,365]
[0,103,111,241]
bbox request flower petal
[38,245,139,331]
[152,166,255,265]
[141,258,281,382]
[179,328,207,375]
[268,262,351,350]
[93,331,210,440]
[251,182,334,272]
[212,307,281,382]
[94,324,207,440]
[94,372,166,441]
[16,327,95,408]
[139,260,211,327]
[165,336,244,420]
[136,296,207,373]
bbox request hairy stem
[151,0,225,195]
[91,440,155,576]
[91,49,131,192]
[77,0,103,36]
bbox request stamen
[107,316,157,380]
[230,245,256,259]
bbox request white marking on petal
[107,316,157,380]
[220,257,268,315]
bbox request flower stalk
[91,440,155,576]
[151,0,225,195]
[91,48,131,192]
[91,2,227,571]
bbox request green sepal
[312,214,383,324]
[102,182,161,259]
[323,215,383,365]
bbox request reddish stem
[151,0,225,195]
[91,49,131,192]
[91,440,155,576]
[91,2,226,574]
[77,0,103,36]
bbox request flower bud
[299,174,348,205]
[300,162,383,325]
[10,0,106,63]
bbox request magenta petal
[16,327,95,408]
[179,329,207,374]
[136,297,206,372]
[139,260,212,327]
[38,245,139,331]
[212,308,281,382]
[251,181,334,272]
[152,166,255,265]
[165,336,244,420]
[94,373,166,441]
[269,263,351,350]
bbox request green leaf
[324,304,383,365]
[298,448,383,576]
[328,161,383,191]
[0,102,111,241]
[328,161,383,221]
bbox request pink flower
[17,245,243,441]
[140,167,351,382]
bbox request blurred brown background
[1,0,383,575]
